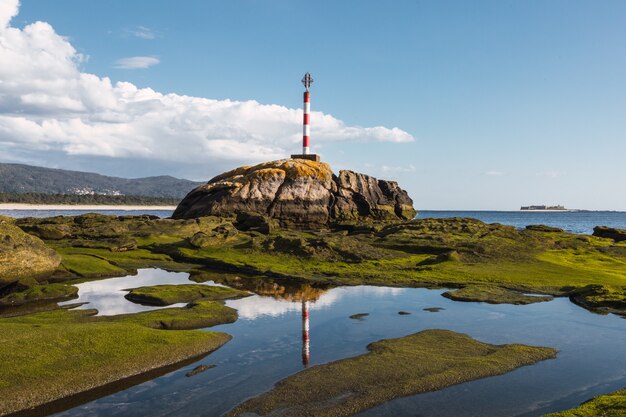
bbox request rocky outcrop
[0,216,61,291]
[172,159,416,228]
[593,226,626,242]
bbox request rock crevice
[172,159,416,228]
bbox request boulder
[593,226,626,242]
[0,216,61,291]
[172,159,416,228]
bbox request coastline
[0,204,176,211]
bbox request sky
[1,0,626,210]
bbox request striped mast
[301,73,313,155]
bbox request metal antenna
[301,72,313,91]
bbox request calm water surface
[53,269,626,417]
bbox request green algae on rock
[125,284,250,306]
[568,284,626,316]
[442,285,554,305]
[0,283,77,306]
[0,300,236,416]
[543,387,626,417]
[10,214,626,316]
[226,329,557,417]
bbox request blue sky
[3,0,626,210]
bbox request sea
[1,209,625,235]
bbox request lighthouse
[291,72,321,162]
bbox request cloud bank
[0,1,413,177]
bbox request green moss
[59,253,127,277]
[568,285,626,315]
[0,284,77,306]
[226,329,557,417]
[0,297,238,415]
[7,216,626,315]
[125,284,250,306]
[543,388,626,416]
[442,285,553,305]
[106,300,239,330]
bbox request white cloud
[485,170,504,176]
[536,171,565,178]
[0,0,18,29]
[0,3,414,175]
[113,56,160,69]
[129,25,155,40]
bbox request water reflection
[59,268,223,316]
[302,300,310,367]
[50,270,626,417]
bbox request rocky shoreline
[1,160,625,416]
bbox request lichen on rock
[0,216,61,291]
[172,159,416,228]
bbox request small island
[520,204,570,211]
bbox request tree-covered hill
[0,163,203,199]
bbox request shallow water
[59,268,225,315]
[52,269,626,417]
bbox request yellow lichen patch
[285,159,333,181]
[232,159,334,182]
[249,167,287,181]
[208,166,252,184]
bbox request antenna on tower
[301,72,313,91]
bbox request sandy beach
[0,204,176,211]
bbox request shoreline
[0,204,176,211]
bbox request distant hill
[0,163,204,199]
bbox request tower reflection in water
[195,271,329,369]
[301,299,310,367]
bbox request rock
[110,239,137,252]
[0,216,61,290]
[21,224,72,240]
[423,307,444,312]
[593,226,626,242]
[525,225,564,233]
[173,159,416,228]
[185,364,216,377]
[235,211,275,234]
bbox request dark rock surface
[593,226,626,242]
[172,159,416,228]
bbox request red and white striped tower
[301,299,310,367]
[301,73,313,155]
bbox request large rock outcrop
[172,159,416,228]
[0,216,61,291]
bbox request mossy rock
[442,285,553,305]
[526,225,565,233]
[593,226,626,243]
[0,284,78,306]
[0,302,234,415]
[226,329,557,417]
[543,387,626,416]
[125,284,250,306]
[0,216,61,289]
[568,284,626,315]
